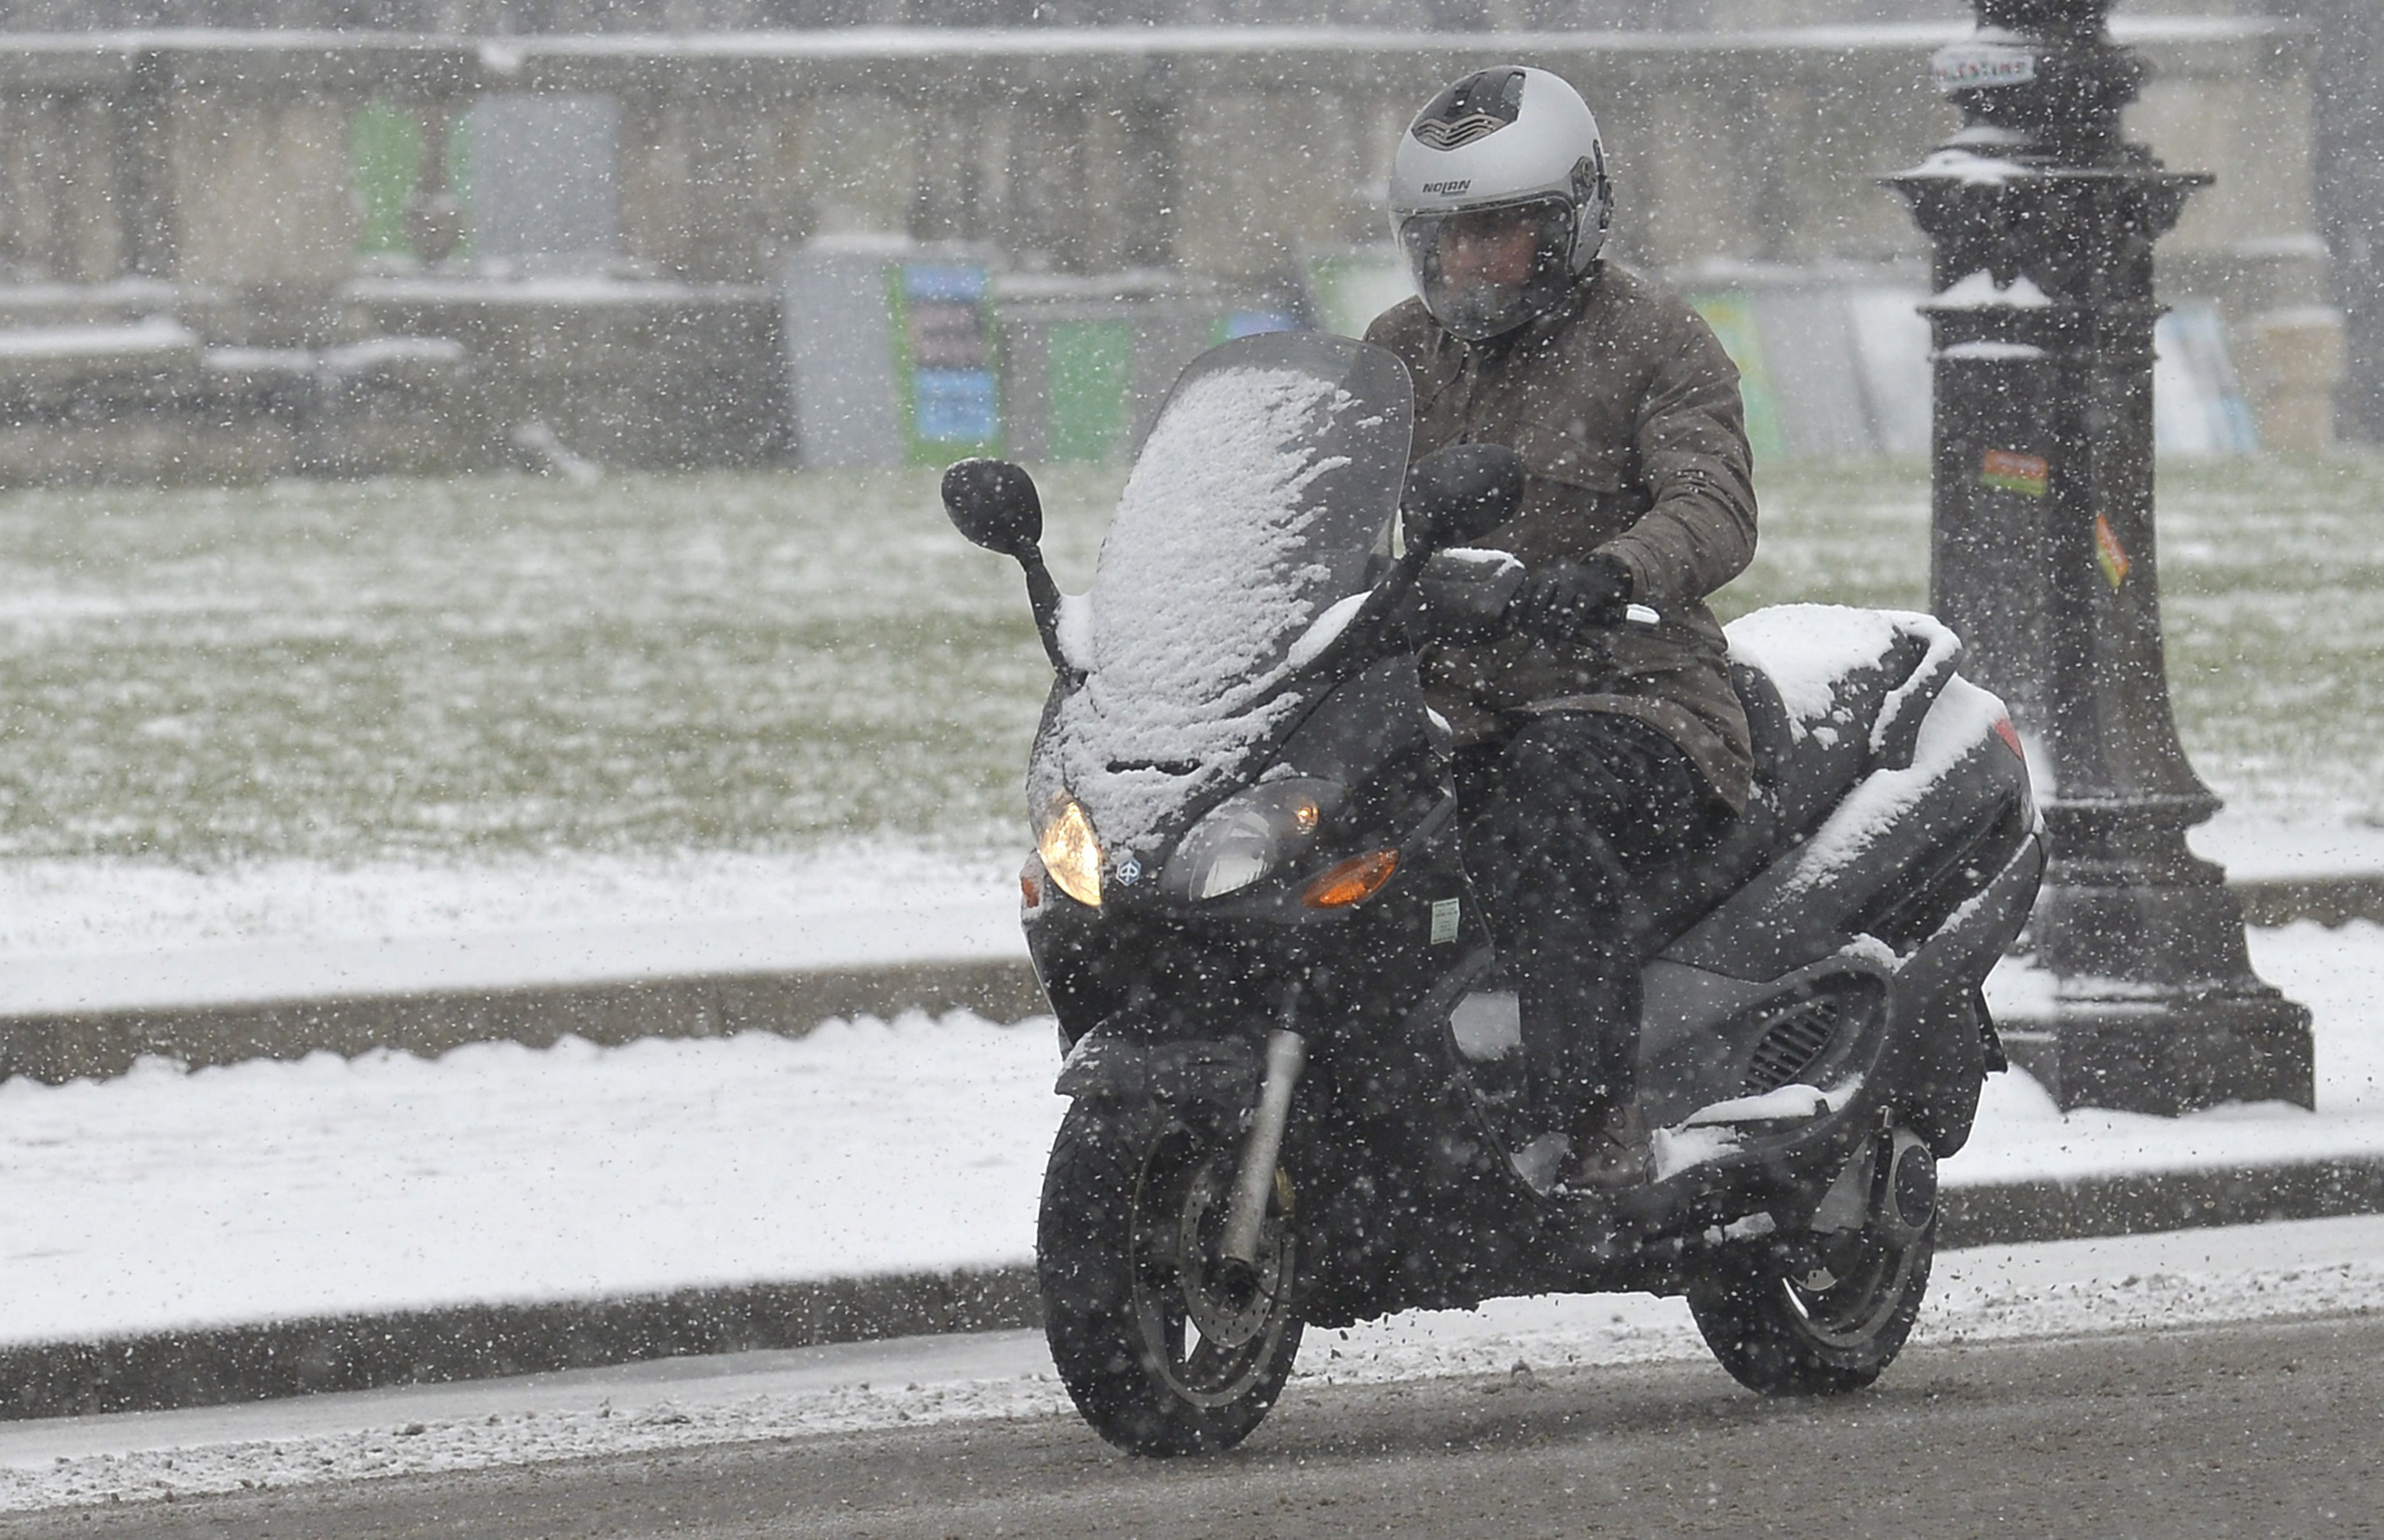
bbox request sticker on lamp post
[1981,448,2050,496]
[2094,513,2131,588]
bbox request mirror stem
[1019,546,1071,675]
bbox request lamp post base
[1998,806,2317,1115]
[1998,991,2313,1115]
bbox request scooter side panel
[1662,679,2032,984]
[1898,827,2046,1011]
[1637,960,1780,1101]
[1636,821,2044,1163]
[1637,952,1898,1127]
[1892,828,2046,1153]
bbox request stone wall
[0,2,1977,30]
[0,19,2339,474]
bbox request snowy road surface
[7,1319,2365,1538]
[1,922,2378,1348]
[0,1215,2379,1530]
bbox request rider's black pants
[1452,711,1724,1142]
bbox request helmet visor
[1399,198,1576,342]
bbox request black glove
[1510,554,1633,644]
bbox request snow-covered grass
[0,454,2370,1014]
[0,466,1114,865]
[1,921,2375,1353]
[0,454,2374,878]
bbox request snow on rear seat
[1725,604,1963,835]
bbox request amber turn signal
[1301,850,1399,909]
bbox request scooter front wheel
[1037,1097,1304,1455]
[1686,1193,1934,1396]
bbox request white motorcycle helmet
[1387,66,1614,342]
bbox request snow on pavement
[1963,918,2384,1185]
[0,810,2367,1019]
[0,1018,1062,1346]
[0,846,1022,1017]
[2188,815,2384,884]
[0,924,2378,1351]
[3,1213,2382,1514]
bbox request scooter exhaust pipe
[1882,1127,1937,1247]
[1220,1027,1307,1270]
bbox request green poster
[351,104,420,258]
[1047,321,1132,463]
[1689,292,1786,466]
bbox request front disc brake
[1175,1156,1280,1349]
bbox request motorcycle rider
[1366,66,1757,1190]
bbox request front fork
[1219,1023,1307,1270]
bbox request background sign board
[895,263,1001,464]
[782,244,1003,469]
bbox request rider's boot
[1561,1101,1652,1192]
[1510,1131,1574,1194]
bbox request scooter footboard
[1597,1068,1897,1252]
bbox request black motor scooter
[942,331,2043,1456]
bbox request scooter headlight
[1035,795,1104,908]
[1163,778,1339,902]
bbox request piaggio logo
[1421,179,1473,197]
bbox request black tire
[1037,1096,1304,1456]
[1686,1209,1934,1397]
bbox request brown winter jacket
[1364,262,1758,812]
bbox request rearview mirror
[941,456,1073,677]
[1401,443,1524,556]
[941,458,1045,559]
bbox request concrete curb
[6,1155,2380,1423]
[0,1268,1041,1424]
[0,959,1052,1085]
[2,876,2376,1086]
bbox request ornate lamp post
[1887,0,2311,1114]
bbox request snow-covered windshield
[1037,332,1414,856]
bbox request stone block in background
[2235,306,2347,455]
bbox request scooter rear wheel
[1037,1097,1304,1454]
[1685,1210,1934,1396]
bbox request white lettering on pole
[1931,43,2039,91]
